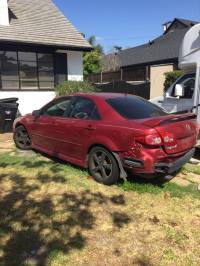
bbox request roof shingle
[116,18,199,67]
[0,0,91,50]
[118,29,188,67]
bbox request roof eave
[0,39,93,52]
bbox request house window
[38,53,54,89]
[0,51,55,90]
[18,52,38,90]
[0,51,20,90]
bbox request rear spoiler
[163,112,196,122]
[172,104,200,114]
[158,113,197,126]
[143,113,197,127]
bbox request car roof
[59,92,133,100]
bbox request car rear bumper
[121,147,195,176]
[154,148,195,174]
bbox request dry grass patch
[0,153,200,266]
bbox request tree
[101,53,121,72]
[164,70,183,91]
[83,36,104,77]
[100,45,122,72]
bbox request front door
[31,96,101,163]
[31,97,72,156]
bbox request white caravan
[152,23,200,142]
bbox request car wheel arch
[88,143,111,154]
[14,122,28,132]
[14,123,31,140]
[15,122,24,128]
[86,137,119,155]
[85,143,110,165]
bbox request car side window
[171,74,195,99]
[42,98,71,117]
[69,97,100,120]
[182,78,195,98]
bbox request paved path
[0,133,15,153]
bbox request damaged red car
[13,93,198,185]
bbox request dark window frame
[0,51,20,90]
[0,50,56,91]
[170,73,196,99]
[106,96,168,119]
[68,96,101,120]
[40,97,73,118]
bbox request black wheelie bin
[0,98,19,133]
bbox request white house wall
[67,51,83,81]
[0,0,9,26]
[0,91,56,116]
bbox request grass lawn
[0,150,200,266]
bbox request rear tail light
[161,132,176,145]
[136,133,162,146]
[160,131,178,150]
[136,131,177,147]
[145,134,162,145]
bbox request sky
[54,0,200,53]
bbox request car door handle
[52,121,59,126]
[85,125,96,130]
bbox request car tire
[88,146,120,185]
[13,125,32,150]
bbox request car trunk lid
[139,113,197,154]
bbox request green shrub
[55,80,95,96]
[164,70,183,92]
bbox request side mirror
[32,110,40,117]
[175,84,184,98]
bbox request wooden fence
[88,66,147,83]
[95,81,150,100]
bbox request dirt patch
[0,133,36,156]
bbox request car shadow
[18,148,186,190]
[33,149,86,173]
[33,149,179,188]
[126,171,179,188]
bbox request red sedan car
[13,93,198,185]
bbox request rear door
[65,96,101,160]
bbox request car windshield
[106,96,168,119]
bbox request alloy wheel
[90,150,113,180]
[15,126,31,149]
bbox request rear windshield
[106,96,168,119]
